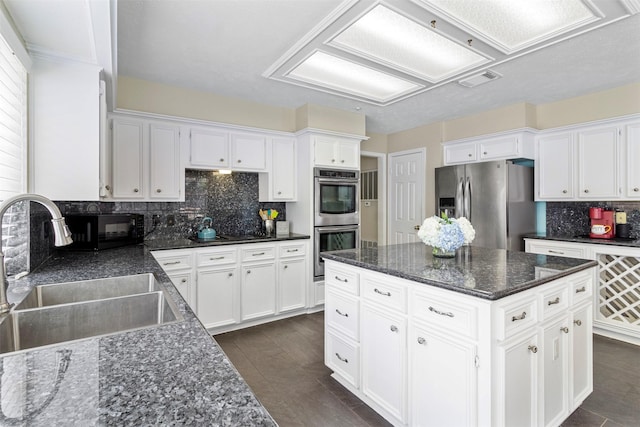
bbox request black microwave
[63,214,145,251]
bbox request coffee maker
[589,207,615,239]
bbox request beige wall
[117,76,297,132]
[361,132,388,153]
[536,82,640,129]
[295,104,366,135]
[443,103,537,142]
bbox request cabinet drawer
[525,241,588,259]
[326,290,359,341]
[412,291,477,339]
[197,249,237,267]
[241,245,275,262]
[496,295,538,340]
[279,242,306,258]
[361,275,407,313]
[325,262,359,295]
[540,283,569,320]
[570,271,594,306]
[326,330,359,388]
[152,250,193,271]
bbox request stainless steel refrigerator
[435,161,536,251]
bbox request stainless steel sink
[14,273,160,310]
[0,274,183,355]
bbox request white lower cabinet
[153,239,310,333]
[324,260,596,427]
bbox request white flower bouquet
[417,213,476,255]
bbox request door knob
[414,225,420,230]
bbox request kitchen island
[0,245,275,426]
[321,243,597,427]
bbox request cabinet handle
[574,319,582,326]
[584,189,589,193]
[549,250,564,254]
[528,345,538,354]
[417,337,426,345]
[252,252,266,256]
[133,188,139,193]
[163,261,181,266]
[560,326,569,334]
[335,309,348,317]
[548,297,560,306]
[374,288,391,297]
[180,278,187,283]
[334,275,348,283]
[335,353,348,363]
[287,249,299,253]
[562,189,568,194]
[219,158,224,162]
[390,325,398,332]
[428,306,454,318]
[210,256,225,260]
[575,286,586,293]
[156,189,162,193]
[512,311,527,322]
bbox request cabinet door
[479,135,519,160]
[337,140,359,168]
[149,123,181,199]
[626,122,640,199]
[314,135,337,166]
[541,316,570,427]
[241,263,276,321]
[271,138,296,200]
[498,331,539,427]
[361,304,407,423]
[577,125,619,199]
[537,133,574,200]
[112,119,145,198]
[197,267,238,329]
[444,142,477,164]
[190,127,229,168]
[279,257,306,312]
[571,304,593,409]
[167,271,195,309]
[231,133,267,170]
[410,324,477,427]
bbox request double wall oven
[314,168,360,279]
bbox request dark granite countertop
[145,233,310,251]
[1,245,276,426]
[321,243,597,301]
[523,233,640,248]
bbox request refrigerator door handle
[455,177,464,218]
[464,177,471,219]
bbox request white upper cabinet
[189,128,229,168]
[111,118,145,199]
[625,122,640,199]
[259,137,297,201]
[314,135,360,169]
[443,131,535,166]
[535,117,638,201]
[536,132,574,200]
[230,133,267,171]
[149,123,181,199]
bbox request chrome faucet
[0,193,73,314]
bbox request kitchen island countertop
[321,243,597,300]
[1,245,275,426]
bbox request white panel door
[388,150,425,245]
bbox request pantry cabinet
[110,116,182,201]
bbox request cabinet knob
[390,325,398,332]
[283,265,288,269]
[562,190,568,194]
[278,191,282,195]
[560,326,569,334]
[220,158,224,162]
[341,159,345,163]
[246,269,251,274]
[634,187,639,192]
[417,337,426,345]
[228,272,233,277]
[133,188,139,193]
[181,278,187,283]
[574,319,582,326]
[105,185,111,191]
[528,345,538,354]
[237,159,242,163]
[156,189,162,193]
[468,153,472,157]
[483,151,487,155]
[584,189,589,193]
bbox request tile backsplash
[546,201,640,239]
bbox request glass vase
[432,247,456,258]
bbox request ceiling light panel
[329,4,489,82]
[422,0,599,53]
[286,50,422,103]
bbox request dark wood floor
[215,312,640,427]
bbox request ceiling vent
[457,70,502,88]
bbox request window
[0,32,28,275]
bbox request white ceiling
[4,0,640,135]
